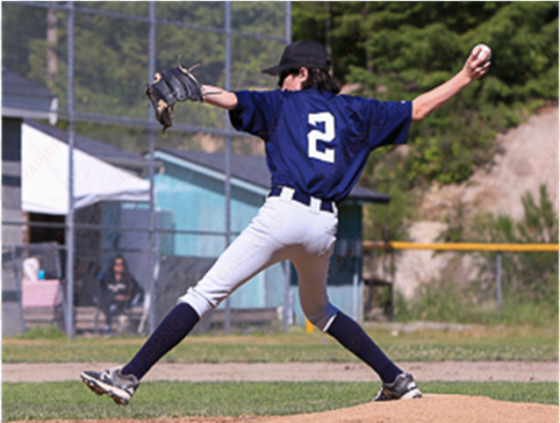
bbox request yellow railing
[363,241,559,252]
[362,240,558,321]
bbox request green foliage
[293,2,558,190]
[4,3,558,247]
[437,200,468,243]
[363,180,416,241]
[499,289,559,327]
[2,4,47,80]
[2,2,284,148]
[394,276,496,324]
[396,186,559,326]
[361,145,420,241]
[294,2,557,244]
[470,185,558,304]
[395,278,558,327]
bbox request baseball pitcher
[81,40,491,405]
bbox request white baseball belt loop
[279,186,295,202]
[309,197,321,214]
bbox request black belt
[268,186,335,213]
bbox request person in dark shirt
[99,255,143,332]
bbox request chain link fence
[3,1,291,337]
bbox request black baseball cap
[262,40,332,75]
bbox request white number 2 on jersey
[308,112,335,163]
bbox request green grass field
[3,325,557,363]
[2,381,557,421]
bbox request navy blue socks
[327,311,402,383]
[121,302,200,380]
[120,305,400,383]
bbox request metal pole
[285,1,292,43]
[147,1,157,333]
[11,247,26,332]
[224,1,232,334]
[352,258,359,321]
[496,253,502,320]
[389,249,395,322]
[282,1,292,332]
[283,261,292,332]
[64,1,75,338]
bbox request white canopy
[21,123,150,215]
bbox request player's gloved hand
[462,46,491,82]
[146,59,204,131]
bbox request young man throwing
[81,40,490,405]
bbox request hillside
[420,107,558,222]
[393,107,558,298]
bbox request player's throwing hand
[463,45,492,81]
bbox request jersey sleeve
[229,91,277,142]
[362,99,412,149]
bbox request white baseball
[472,43,492,63]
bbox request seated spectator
[99,255,144,332]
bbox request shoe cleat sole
[80,372,131,405]
[108,391,129,406]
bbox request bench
[74,306,146,334]
[23,305,146,334]
[23,306,63,328]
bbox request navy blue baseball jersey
[229,88,412,202]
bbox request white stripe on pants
[178,194,339,331]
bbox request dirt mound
[14,395,558,423]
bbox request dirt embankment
[394,107,559,298]
[420,107,558,222]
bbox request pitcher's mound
[16,395,559,423]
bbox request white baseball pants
[178,187,340,332]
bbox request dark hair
[111,255,129,275]
[278,67,340,94]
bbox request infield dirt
[3,361,557,382]
[11,394,559,423]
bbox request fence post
[283,261,292,332]
[147,1,157,334]
[352,259,359,321]
[282,1,292,332]
[285,1,291,43]
[496,253,502,321]
[223,1,233,334]
[389,248,395,322]
[11,247,27,331]
[65,1,75,339]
